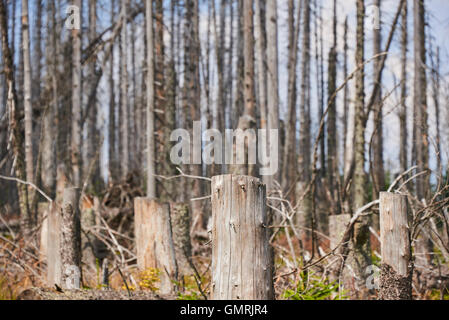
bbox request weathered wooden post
[211,175,274,300]
[60,187,82,289]
[134,199,191,294]
[379,192,413,300]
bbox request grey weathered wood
[134,198,178,295]
[38,202,49,261]
[60,187,82,289]
[46,202,61,286]
[211,175,274,300]
[379,192,413,300]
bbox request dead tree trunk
[21,0,34,192]
[71,0,82,187]
[134,199,192,295]
[379,192,413,300]
[145,0,156,198]
[60,187,82,290]
[0,0,31,237]
[46,202,61,286]
[210,175,274,300]
[328,213,352,289]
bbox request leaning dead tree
[210,175,274,300]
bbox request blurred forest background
[0,0,449,300]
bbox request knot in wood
[239,184,246,192]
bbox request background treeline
[0,0,448,299]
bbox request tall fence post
[60,187,82,290]
[211,175,274,300]
[379,192,413,300]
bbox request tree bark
[41,0,58,198]
[281,0,301,191]
[146,0,156,198]
[0,0,31,238]
[265,0,280,189]
[134,198,192,295]
[296,0,312,249]
[211,175,274,300]
[120,0,130,180]
[379,192,413,300]
[85,0,100,192]
[71,0,82,187]
[372,0,385,198]
[399,0,408,173]
[108,0,117,183]
[60,187,82,290]
[327,0,338,211]
[351,0,372,296]
[413,0,429,201]
[21,0,34,192]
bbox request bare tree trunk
[159,0,177,201]
[413,0,429,201]
[254,0,267,131]
[186,0,204,232]
[32,0,43,101]
[154,0,167,193]
[129,9,137,172]
[146,0,156,199]
[327,0,338,211]
[413,0,432,269]
[86,0,99,192]
[120,0,130,180]
[282,0,301,191]
[230,0,257,177]
[233,0,245,129]
[296,0,312,249]
[108,0,117,184]
[211,0,226,176]
[430,45,441,166]
[372,0,385,197]
[281,0,301,191]
[242,0,256,124]
[265,0,280,189]
[351,0,372,296]
[342,17,349,178]
[21,0,34,192]
[399,0,408,174]
[41,0,58,198]
[0,0,30,238]
[72,0,82,187]
[225,0,234,131]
